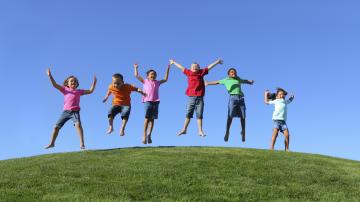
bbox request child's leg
[270,128,279,150]
[197,119,206,137]
[107,117,114,134]
[120,118,128,136]
[45,127,60,149]
[224,116,232,142]
[283,129,290,151]
[142,118,149,144]
[75,123,85,149]
[240,118,246,142]
[147,119,154,144]
[177,118,190,136]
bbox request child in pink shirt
[171,59,223,137]
[45,68,97,150]
[134,63,170,144]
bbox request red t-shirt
[183,67,209,96]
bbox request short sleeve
[183,68,191,76]
[60,86,66,94]
[268,100,276,105]
[129,84,137,92]
[218,78,226,85]
[202,67,209,76]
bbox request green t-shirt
[219,77,244,96]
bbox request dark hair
[146,69,157,77]
[267,87,288,100]
[112,73,123,81]
[227,68,237,76]
[63,76,79,88]
[276,87,288,96]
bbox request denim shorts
[186,96,204,119]
[228,95,246,119]
[108,105,131,120]
[273,120,288,132]
[55,110,81,128]
[144,101,159,119]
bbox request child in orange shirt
[103,73,145,136]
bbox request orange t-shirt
[109,84,137,106]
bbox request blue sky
[0,0,359,161]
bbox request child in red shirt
[171,59,223,137]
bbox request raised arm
[204,80,220,86]
[83,76,97,95]
[207,58,223,71]
[46,68,62,91]
[170,59,185,72]
[134,63,144,83]
[264,90,270,104]
[160,64,171,84]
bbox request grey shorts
[55,110,81,128]
[273,120,288,133]
[144,101,159,119]
[108,105,131,120]
[228,95,246,119]
[186,96,204,119]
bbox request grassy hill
[0,147,359,201]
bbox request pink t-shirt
[60,86,85,111]
[183,67,208,96]
[142,79,161,102]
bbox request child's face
[112,77,124,88]
[67,77,78,89]
[147,71,157,80]
[228,70,237,78]
[190,63,200,72]
[277,91,285,99]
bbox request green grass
[0,147,359,201]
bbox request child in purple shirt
[134,63,170,144]
[45,67,97,150]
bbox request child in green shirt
[206,68,254,142]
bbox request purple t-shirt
[60,86,84,111]
[142,79,161,102]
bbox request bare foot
[199,131,206,137]
[142,137,147,144]
[45,144,55,149]
[241,131,245,142]
[106,126,114,134]
[176,130,187,136]
[80,145,86,150]
[120,129,125,136]
[147,135,152,144]
[224,132,229,142]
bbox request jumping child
[264,88,294,151]
[134,62,170,144]
[171,59,223,137]
[103,73,145,136]
[45,67,97,150]
[206,68,254,142]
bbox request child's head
[227,68,237,78]
[63,76,79,89]
[190,63,200,72]
[276,88,288,99]
[146,69,157,80]
[112,73,124,88]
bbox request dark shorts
[228,95,246,119]
[273,120,288,133]
[144,101,160,119]
[186,96,204,119]
[55,110,81,128]
[108,105,131,120]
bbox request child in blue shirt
[264,88,294,151]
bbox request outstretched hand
[169,59,175,65]
[249,80,255,85]
[134,63,139,69]
[217,59,223,65]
